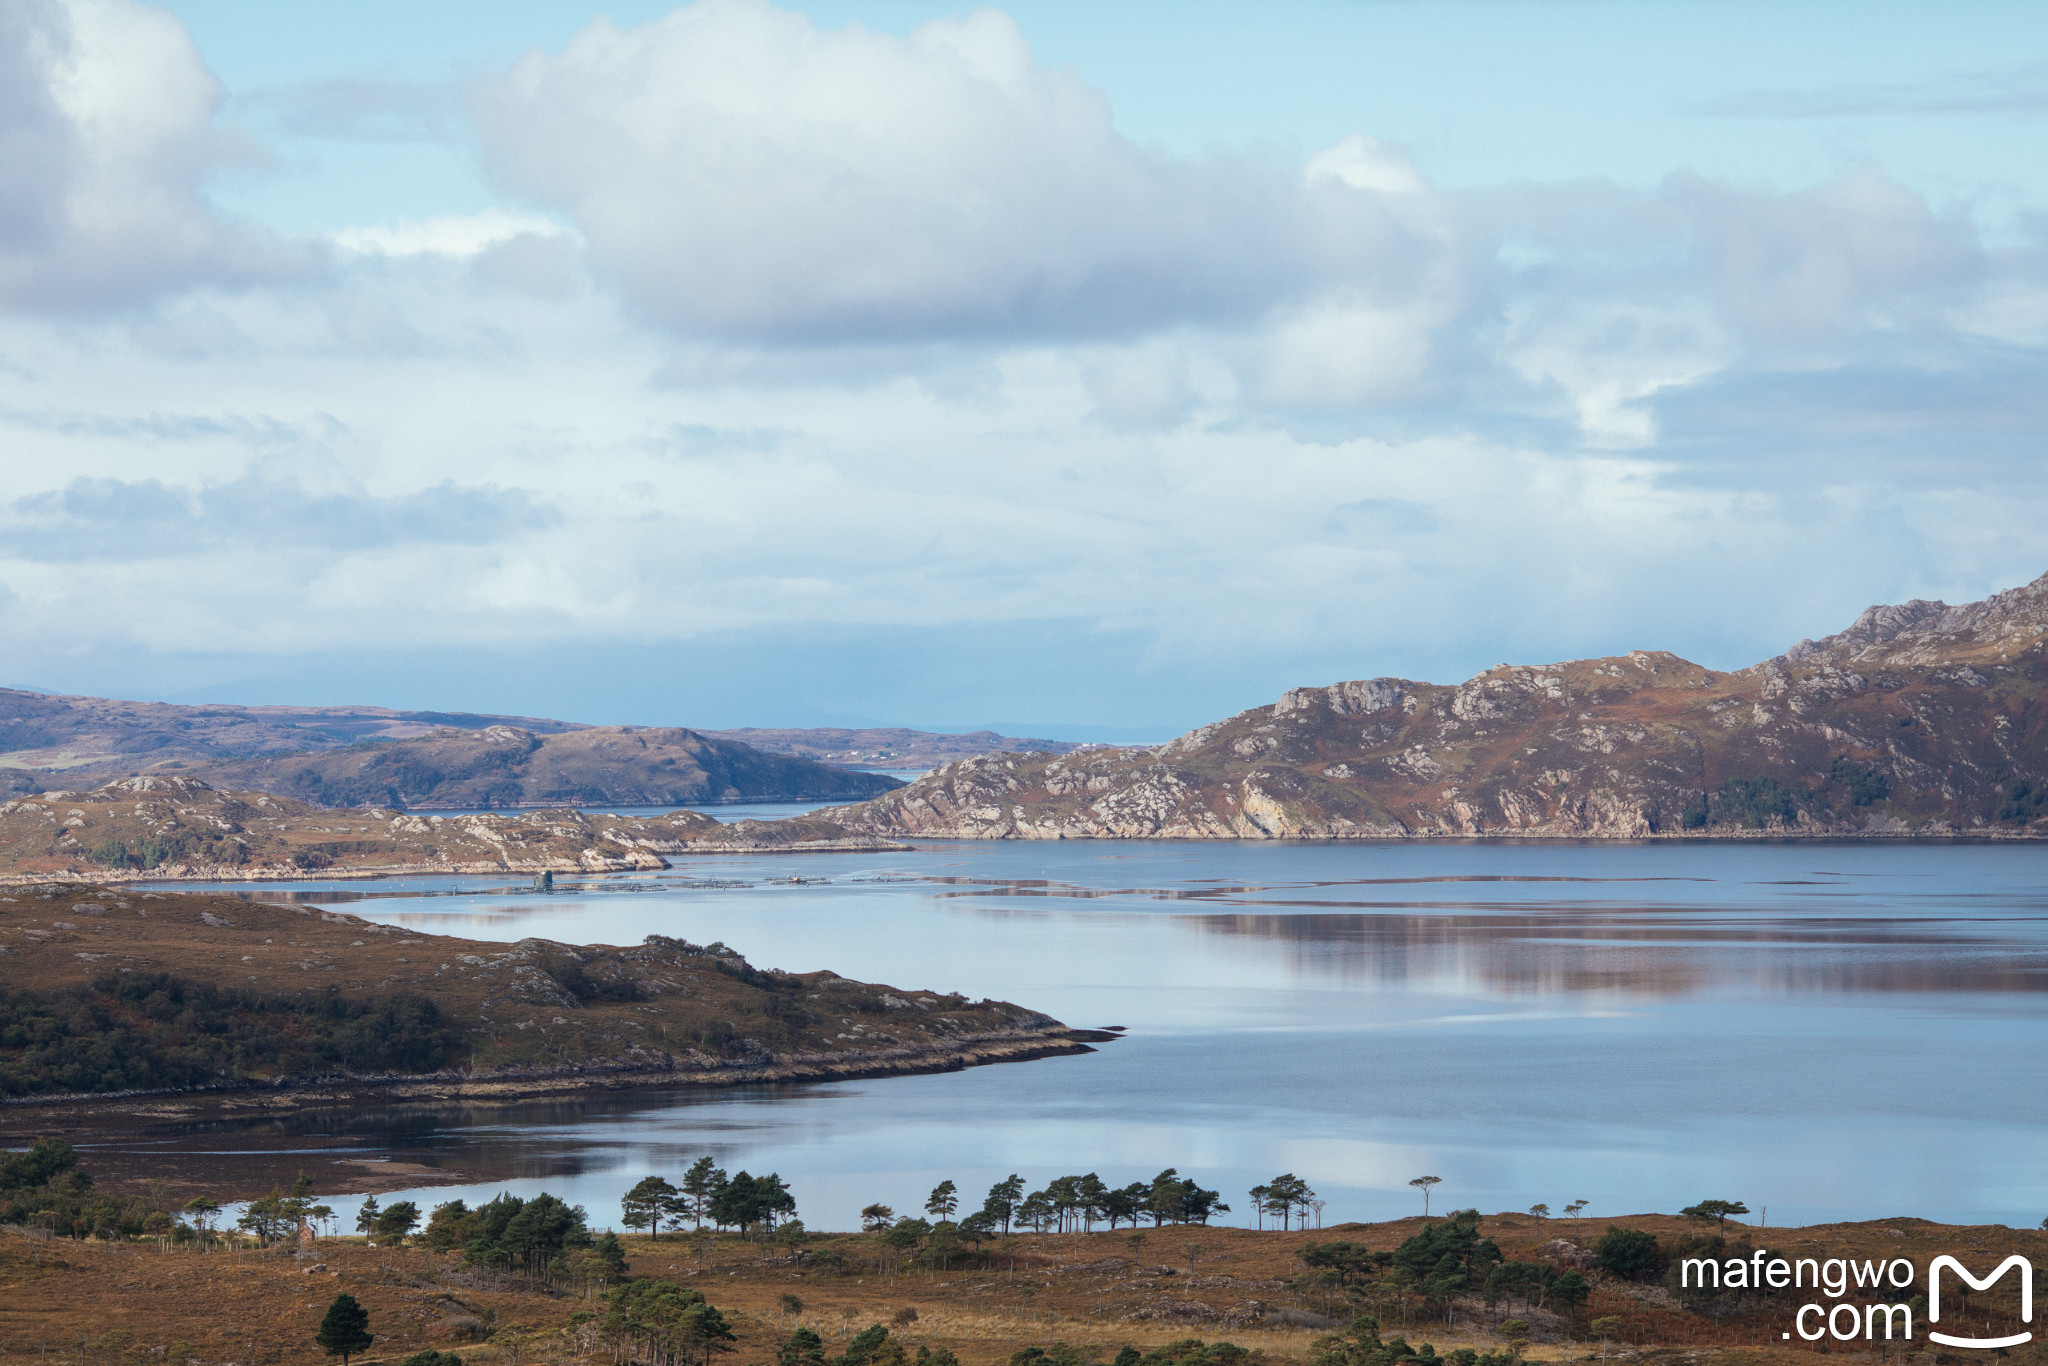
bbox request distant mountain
[159,726,901,810]
[0,691,907,810]
[0,688,582,788]
[703,726,1085,770]
[821,572,2048,840]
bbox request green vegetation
[1827,757,1891,807]
[1997,775,2048,824]
[89,831,247,870]
[316,1293,374,1366]
[1250,1173,1318,1230]
[1309,1313,1511,1366]
[1706,777,1799,829]
[601,1278,736,1366]
[1678,1198,1749,1233]
[0,971,452,1096]
[1592,1226,1662,1279]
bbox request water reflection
[140,841,2048,1227]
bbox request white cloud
[0,0,288,312]
[475,0,1348,343]
[330,210,569,259]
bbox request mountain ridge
[820,572,2048,840]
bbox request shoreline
[0,1029,1107,1127]
[6,829,2042,888]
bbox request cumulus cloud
[474,0,1438,344]
[0,0,287,312]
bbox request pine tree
[316,1293,373,1366]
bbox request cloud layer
[0,0,288,311]
[1,0,2046,728]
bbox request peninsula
[0,882,1098,1132]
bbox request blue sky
[3,0,2047,735]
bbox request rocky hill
[0,776,904,881]
[0,688,580,786]
[820,572,2048,840]
[177,724,901,810]
[704,725,1085,770]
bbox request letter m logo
[1929,1255,2034,1349]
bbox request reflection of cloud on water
[1179,912,2048,999]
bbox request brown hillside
[180,726,901,810]
[823,572,2048,839]
[0,882,1086,1114]
[0,689,580,788]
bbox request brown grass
[4,1215,2038,1366]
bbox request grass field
[2,1213,2038,1366]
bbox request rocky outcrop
[0,777,907,880]
[822,572,2048,841]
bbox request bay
[141,840,2048,1233]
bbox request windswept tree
[1147,1169,1226,1226]
[1409,1176,1442,1218]
[183,1197,221,1241]
[1256,1174,1315,1231]
[373,1201,421,1246]
[980,1174,1025,1234]
[1017,1189,1055,1235]
[925,1180,958,1220]
[316,1293,373,1366]
[681,1158,724,1230]
[1550,1270,1592,1332]
[861,1204,896,1233]
[1564,1199,1588,1220]
[1103,1182,1146,1230]
[710,1171,796,1237]
[1074,1173,1110,1233]
[1679,1199,1750,1234]
[1528,1204,1550,1219]
[624,1176,682,1239]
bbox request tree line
[622,1158,798,1239]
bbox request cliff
[819,572,2048,840]
[0,776,906,881]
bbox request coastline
[0,1027,1105,1123]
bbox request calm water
[143,841,2048,1232]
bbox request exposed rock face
[822,572,2048,841]
[0,777,907,880]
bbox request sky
[4,0,2048,737]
